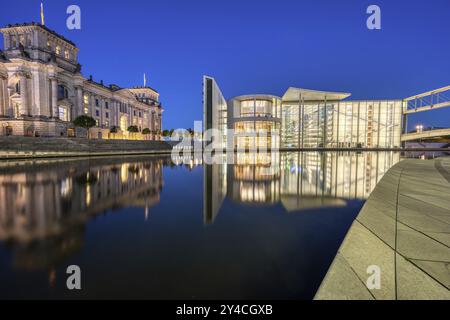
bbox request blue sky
[1,0,449,130]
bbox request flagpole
[40,2,45,25]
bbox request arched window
[15,82,20,94]
[58,85,68,100]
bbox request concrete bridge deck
[401,128,450,142]
[315,158,450,300]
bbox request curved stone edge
[315,159,450,300]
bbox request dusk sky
[1,0,449,130]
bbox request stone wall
[0,136,173,159]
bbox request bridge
[402,85,450,143]
[401,128,450,142]
[403,85,450,114]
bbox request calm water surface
[0,152,402,299]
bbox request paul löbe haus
[203,76,447,150]
[0,22,163,140]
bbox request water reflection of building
[0,156,165,270]
[203,152,400,223]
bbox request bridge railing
[404,85,450,114]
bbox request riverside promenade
[315,157,450,300]
[0,136,173,160]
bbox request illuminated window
[64,50,70,60]
[120,115,128,132]
[55,45,61,55]
[83,94,89,114]
[58,106,69,121]
[47,40,51,50]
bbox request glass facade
[234,121,280,150]
[281,100,403,148]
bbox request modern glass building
[203,76,403,149]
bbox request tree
[73,115,96,139]
[110,126,118,133]
[127,125,139,133]
[162,129,170,137]
[142,128,151,135]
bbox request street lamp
[416,125,424,133]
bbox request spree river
[0,152,403,299]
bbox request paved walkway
[315,158,450,300]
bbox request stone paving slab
[315,158,450,300]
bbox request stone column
[114,102,118,126]
[0,77,4,117]
[76,86,83,117]
[31,70,40,116]
[19,74,28,116]
[100,99,104,127]
[50,77,58,118]
[91,96,96,118]
[115,102,119,127]
[7,87,13,117]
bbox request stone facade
[0,22,163,140]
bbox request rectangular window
[105,102,109,109]
[105,112,109,119]
[64,50,70,60]
[55,45,61,55]
[11,35,17,48]
[95,119,99,126]
[58,107,68,122]
[95,99,99,107]
[96,110,100,117]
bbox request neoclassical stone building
[0,22,163,139]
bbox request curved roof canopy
[232,94,281,102]
[282,87,351,102]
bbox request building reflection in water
[204,152,401,224]
[0,156,165,273]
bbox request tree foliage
[127,125,139,133]
[73,115,96,129]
